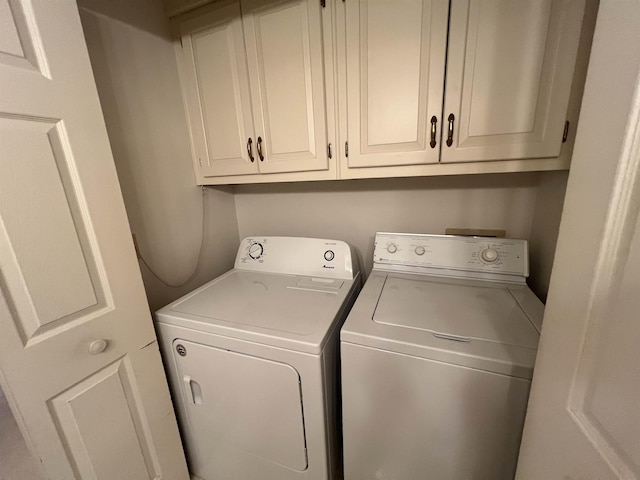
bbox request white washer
[155,236,361,480]
[341,232,543,480]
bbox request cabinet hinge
[321,0,325,7]
[199,157,203,167]
[345,141,349,157]
[562,121,570,143]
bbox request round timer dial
[386,244,398,254]
[248,242,264,260]
[481,248,499,263]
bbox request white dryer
[341,232,543,480]
[155,236,361,480]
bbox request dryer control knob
[387,244,398,254]
[248,242,263,259]
[415,246,426,256]
[481,248,499,263]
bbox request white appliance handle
[182,375,203,405]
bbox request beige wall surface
[234,174,541,277]
[79,0,240,311]
[527,171,570,302]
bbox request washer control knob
[481,248,499,263]
[415,246,426,256]
[387,244,398,254]
[248,242,263,259]
[324,250,335,261]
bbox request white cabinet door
[345,0,448,168]
[442,0,585,163]
[242,0,330,174]
[176,2,259,177]
[0,1,189,479]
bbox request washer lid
[341,272,542,379]
[373,276,539,348]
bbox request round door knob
[387,244,398,254]
[415,246,426,256]
[481,248,499,263]
[88,339,108,355]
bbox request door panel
[516,2,640,478]
[0,118,105,342]
[0,2,189,479]
[0,0,45,73]
[176,2,258,177]
[173,340,308,477]
[346,0,448,168]
[579,221,640,472]
[243,0,329,174]
[464,1,551,137]
[442,0,586,163]
[50,359,158,480]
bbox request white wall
[235,174,540,276]
[527,171,569,302]
[79,0,240,311]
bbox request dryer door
[172,339,308,477]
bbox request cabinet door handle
[247,138,254,162]
[430,116,438,148]
[446,113,455,147]
[257,136,264,161]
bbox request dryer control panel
[374,233,529,278]
[235,236,359,280]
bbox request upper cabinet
[242,0,329,174]
[442,0,586,164]
[176,3,257,177]
[345,0,448,168]
[175,0,336,183]
[170,0,595,184]
[341,0,588,178]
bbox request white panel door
[516,2,640,479]
[0,1,189,479]
[442,0,585,163]
[345,0,448,168]
[242,0,329,174]
[176,1,258,177]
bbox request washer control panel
[374,232,528,277]
[235,236,358,280]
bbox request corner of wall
[527,171,570,302]
[79,0,241,312]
